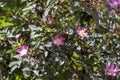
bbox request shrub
[0,0,120,80]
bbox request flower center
[79,31,84,35]
[110,69,114,73]
[20,49,27,55]
[56,39,61,44]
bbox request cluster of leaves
[0,0,120,80]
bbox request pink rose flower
[106,64,120,76]
[108,0,120,9]
[77,26,89,39]
[52,35,64,48]
[13,45,29,58]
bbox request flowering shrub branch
[0,0,120,80]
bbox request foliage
[0,0,120,80]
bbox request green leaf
[9,61,18,67]
[11,65,18,72]
[0,16,14,27]
[45,27,54,32]
[6,49,13,54]
[93,66,98,71]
